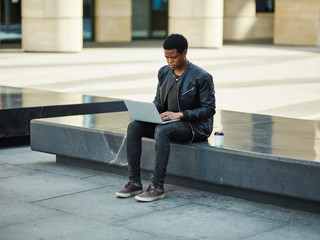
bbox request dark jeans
[126,120,193,189]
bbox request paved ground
[0,41,320,120]
[1,146,320,240]
[1,41,320,239]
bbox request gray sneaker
[116,182,143,198]
[135,185,165,202]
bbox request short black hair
[163,34,188,53]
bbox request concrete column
[22,0,83,52]
[223,0,256,40]
[95,0,132,42]
[274,0,320,46]
[168,0,224,48]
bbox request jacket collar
[171,61,190,82]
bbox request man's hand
[160,111,183,121]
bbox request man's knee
[127,121,141,136]
[154,125,168,140]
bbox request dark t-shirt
[165,78,179,112]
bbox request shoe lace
[146,185,156,193]
[125,182,132,188]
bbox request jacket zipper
[177,80,181,112]
[181,87,195,96]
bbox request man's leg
[135,121,192,201]
[117,121,156,198]
[152,121,193,189]
[126,121,156,184]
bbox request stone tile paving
[0,146,319,240]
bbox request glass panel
[151,0,168,38]
[152,0,168,10]
[132,0,151,39]
[83,0,94,41]
[256,0,274,13]
[0,0,21,42]
[132,0,168,39]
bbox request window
[83,0,94,41]
[132,0,168,39]
[0,0,21,42]
[256,0,274,13]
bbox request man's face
[164,49,187,71]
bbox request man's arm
[181,74,216,122]
[153,67,166,112]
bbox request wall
[274,0,320,46]
[223,0,274,41]
[168,0,224,48]
[95,0,132,42]
[22,0,83,52]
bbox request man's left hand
[160,111,183,121]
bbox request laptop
[124,99,180,124]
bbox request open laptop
[124,99,180,124]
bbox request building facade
[0,0,319,52]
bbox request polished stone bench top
[32,110,320,164]
[0,86,118,109]
[0,86,126,141]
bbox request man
[116,34,216,202]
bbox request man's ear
[183,49,187,56]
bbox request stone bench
[0,86,126,146]
[30,110,320,212]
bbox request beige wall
[223,0,274,41]
[274,0,320,46]
[224,0,256,40]
[255,13,274,39]
[95,0,132,42]
[168,0,224,48]
[22,0,83,52]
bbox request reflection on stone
[41,112,131,134]
[272,117,317,161]
[0,86,118,108]
[251,115,273,154]
[34,110,320,162]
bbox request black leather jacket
[154,61,216,142]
